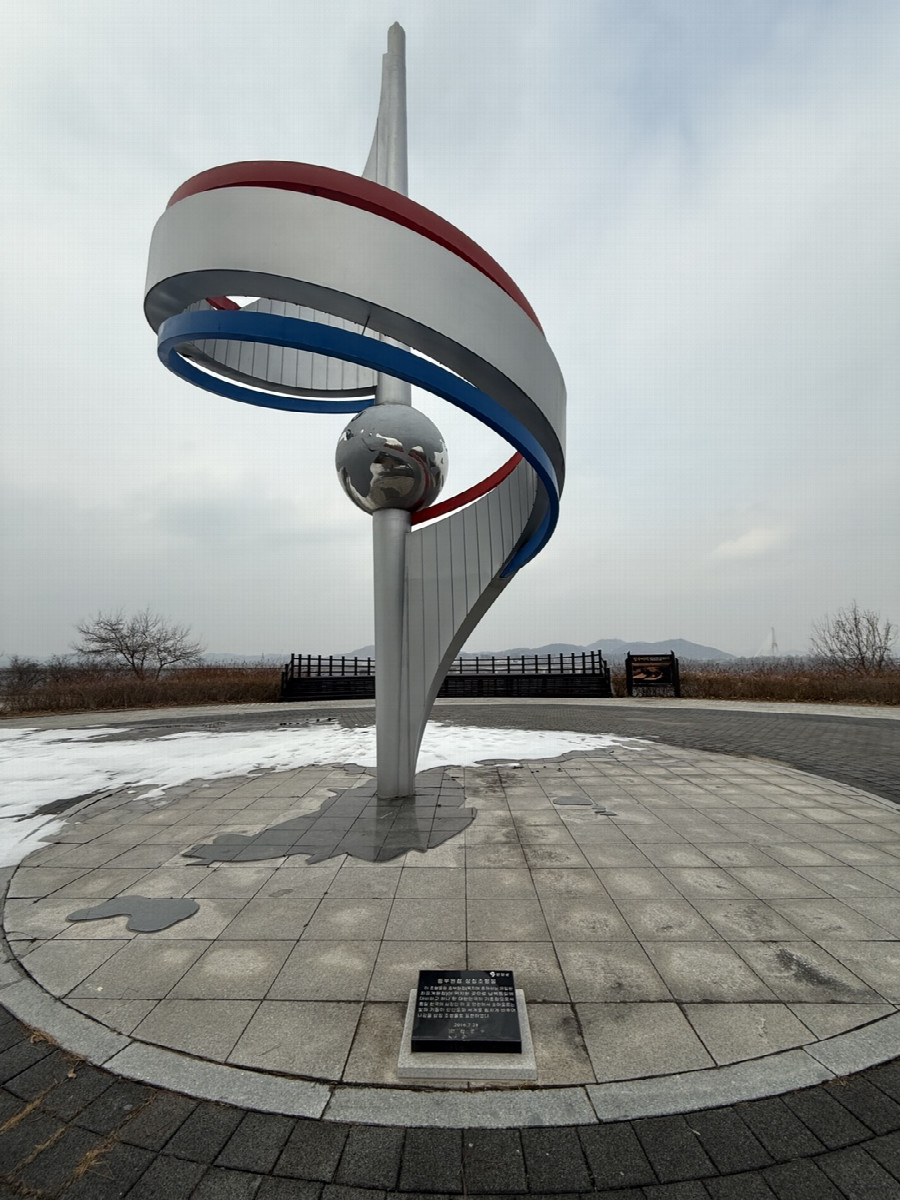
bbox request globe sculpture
[144,25,566,798]
[336,406,447,514]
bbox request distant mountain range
[0,641,738,668]
[343,638,735,662]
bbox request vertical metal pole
[368,24,415,798]
[373,506,411,797]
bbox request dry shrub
[677,659,900,705]
[4,656,898,715]
[1,662,281,714]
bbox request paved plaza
[2,698,900,1196]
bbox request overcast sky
[3,0,898,661]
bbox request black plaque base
[411,969,522,1054]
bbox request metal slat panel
[448,506,469,625]
[223,338,243,372]
[177,296,378,398]
[432,517,455,656]
[403,530,427,722]
[464,501,484,595]
[237,338,255,377]
[488,486,505,567]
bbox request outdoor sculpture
[144,25,566,798]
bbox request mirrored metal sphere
[336,405,447,513]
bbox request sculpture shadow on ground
[183,770,475,866]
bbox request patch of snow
[0,723,636,868]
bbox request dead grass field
[2,657,898,716]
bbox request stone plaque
[411,969,521,1053]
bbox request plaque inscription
[411,969,521,1053]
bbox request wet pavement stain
[67,896,200,932]
[774,945,870,998]
[183,770,475,865]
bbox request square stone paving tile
[782,822,866,842]
[140,823,217,844]
[390,867,464,899]
[132,866,218,897]
[187,864,280,898]
[302,897,392,941]
[512,811,567,827]
[563,819,632,844]
[763,844,843,867]
[787,1002,896,1039]
[132,999,258,1058]
[578,1002,714,1081]
[20,938,130,994]
[526,1002,595,1083]
[683,1001,812,1064]
[467,898,550,941]
[256,863,342,896]
[655,824,736,844]
[840,826,900,845]
[367,941,467,1001]
[131,898,246,940]
[814,940,900,1001]
[771,899,898,941]
[828,844,900,866]
[523,844,591,869]
[49,843,134,869]
[104,844,187,869]
[595,868,682,900]
[229,1000,361,1078]
[726,867,830,898]
[637,844,717,869]
[384,897,466,941]
[461,826,518,848]
[464,844,527,868]
[467,941,569,1002]
[51,868,153,899]
[5,897,118,941]
[464,869,535,900]
[578,843,653,868]
[556,942,671,1002]
[541,896,635,941]
[699,845,776,868]
[733,940,882,1003]
[645,941,777,1002]
[217,896,319,940]
[515,824,578,846]
[694,899,806,941]
[316,864,400,902]
[268,939,378,1000]
[842,896,900,932]
[503,795,548,812]
[795,866,900,899]
[401,843,466,868]
[340,1001,410,1085]
[616,899,721,942]
[169,940,292,999]
[849,863,900,889]
[531,868,608,899]
[68,997,158,1034]
[662,868,755,900]
[83,826,149,847]
[70,939,210,999]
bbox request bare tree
[810,601,896,674]
[72,610,204,679]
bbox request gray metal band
[145,186,565,485]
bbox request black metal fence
[280,652,613,700]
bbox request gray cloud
[3,0,898,661]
